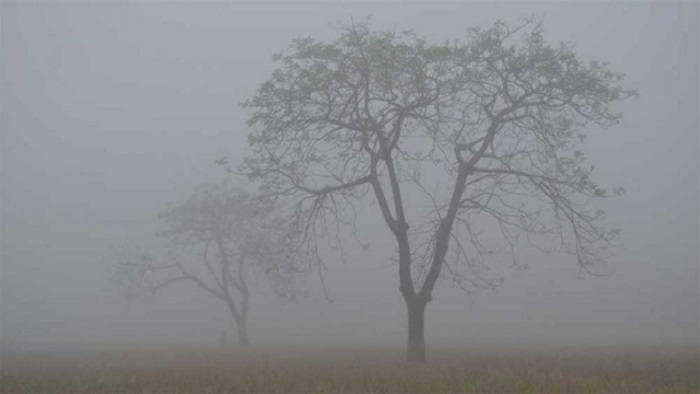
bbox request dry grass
[1,345,697,393]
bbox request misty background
[1,2,698,351]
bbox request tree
[116,183,303,347]
[237,18,636,361]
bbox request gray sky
[1,1,698,350]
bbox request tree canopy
[239,18,636,360]
[116,182,305,346]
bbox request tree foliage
[115,182,305,346]
[237,18,636,360]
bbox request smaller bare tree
[115,182,304,347]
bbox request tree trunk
[226,298,250,348]
[234,316,249,347]
[406,299,427,362]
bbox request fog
[1,1,698,354]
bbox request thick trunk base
[406,300,427,362]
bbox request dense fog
[1,1,698,353]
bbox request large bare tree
[116,183,303,347]
[236,19,636,361]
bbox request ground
[1,345,697,393]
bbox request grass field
[1,345,697,393]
